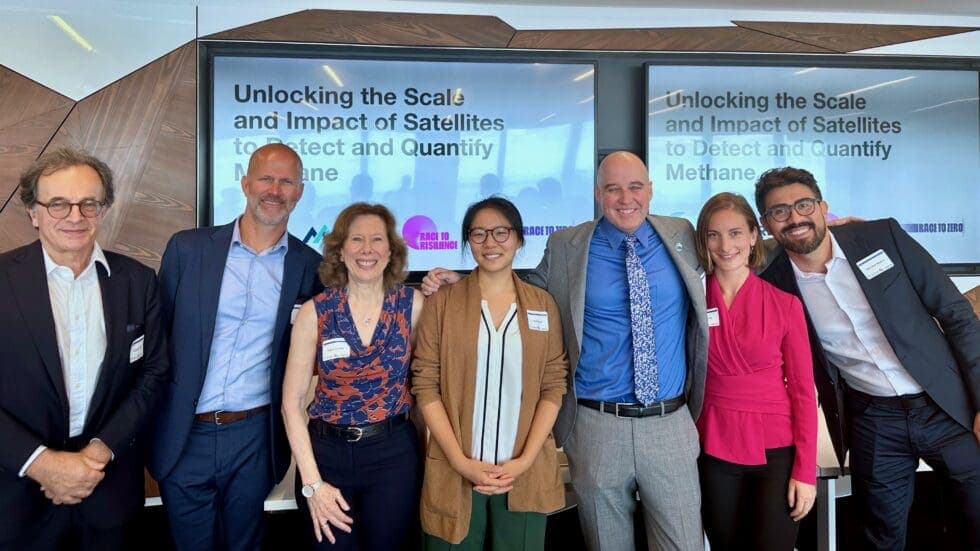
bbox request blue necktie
[625,234,659,406]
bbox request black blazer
[149,222,323,484]
[760,218,979,467]
[0,241,169,541]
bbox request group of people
[0,143,976,551]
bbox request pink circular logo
[402,215,437,249]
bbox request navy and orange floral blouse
[308,284,413,425]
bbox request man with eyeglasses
[0,148,169,550]
[755,167,980,550]
[423,151,707,551]
[150,143,322,550]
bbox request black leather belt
[578,396,685,418]
[194,405,269,425]
[849,388,930,410]
[309,412,409,442]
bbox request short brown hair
[19,147,115,208]
[319,203,408,290]
[695,192,765,274]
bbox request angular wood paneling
[0,66,75,252]
[44,42,197,269]
[509,26,834,52]
[207,9,516,48]
[733,22,978,53]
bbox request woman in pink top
[694,192,818,550]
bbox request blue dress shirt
[576,217,689,403]
[196,219,288,413]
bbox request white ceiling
[1,0,977,100]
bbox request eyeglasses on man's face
[35,199,106,219]
[763,197,820,223]
[467,226,514,244]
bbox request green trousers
[425,491,547,551]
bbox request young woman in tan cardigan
[412,197,569,550]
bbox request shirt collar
[231,216,289,255]
[790,231,844,280]
[597,216,654,250]
[42,242,110,278]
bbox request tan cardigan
[411,269,569,544]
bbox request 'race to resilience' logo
[402,215,458,251]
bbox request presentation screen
[210,55,596,272]
[646,64,979,266]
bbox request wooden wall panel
[0,66,75,252]
[733,22,978,53]
[207,9,516,48]
[509,26,833,52]
[43,42,198,268]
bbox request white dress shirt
[19,245,109,477]
[792,233,924,397]
[471,301,523,464]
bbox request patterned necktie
[625,234,659,406]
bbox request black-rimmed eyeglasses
[763,197,820,223]
[467,226,514,244]
[35,199,106,219]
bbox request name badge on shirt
[129,335,145,363]
[526,310,549,332]
[856,249,894,280]
[290,303,302,324]
[706,308,720,327]
[321,337,351,361]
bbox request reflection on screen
[211,56,596,271]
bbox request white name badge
[526,310,549,332]
[321,337,351,361]
[706,308,720,327]
[129,335,145,363]
[856,249,894,280]
[290,304,302,324]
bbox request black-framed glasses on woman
[34,199,106,219]
[467,226,514,244]
[763,197,820,223]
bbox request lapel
[563,221,595,346]
[198,223,234,381]
[270,235,307,369]
[86,257,127,425]
[454,270,486,454]
[8,242,69,416]
[649,215,704,311]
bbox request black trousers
[0,506,130,551]
[296,418,423,550]
[846,389,980,551]
[699,446,801,551]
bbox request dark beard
[779,222,826,255]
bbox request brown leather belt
[194,405,269,425]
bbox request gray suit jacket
[526,215,708,446]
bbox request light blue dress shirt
[196,219,288,413]
[576,217,689,403]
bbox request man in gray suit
[423,151,706,551]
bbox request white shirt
[792,233,924,397]
[471,301,523,464]
[19,245,109,477]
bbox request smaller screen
[211,56,596,271]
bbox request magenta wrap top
[696,272,818,484]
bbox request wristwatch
[301,480,323,498]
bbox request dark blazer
[526,215,708,447]
[759,218,980,467]
[0,241,169,541]
[149,222,322,483]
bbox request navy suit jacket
[0,241,169,541]
[759,219,979,467]
[149,222,323,483]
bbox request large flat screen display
[211,55,596,271]
[646,64,979,266]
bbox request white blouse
[470,301,523,464]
